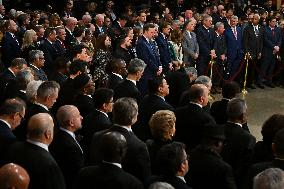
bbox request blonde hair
[149,110,176,141]
[22,29,36,49]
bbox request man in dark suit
[47,56,69,86]
[156,22,173,73]
[64,17,77,49]
[109,14,128,46]
[114,58,145,103]
[136,23,162,95]
[54,26,67,57]
[73,73,95,118]
[243,13,264,89]
[93,14,107,38]
[186,123,237,189]
[39,27,59,74]
[0,163,30,189]
[196,14,215,76]
[49,105,84,189]
[1,20,21,68]
[113,36,133,65]
[147,142,192,189]
[259,16,281,88]
[28,50,48,81]
[106,59,127,90]
[221,98,256,188]
[0,99,25,164]
[15,81,60,141]
[75,131,144,189]
[224,15,244,81]
[81,88,113,160]
[135,76,173,141]
[6,113,66,189]
[174,84,215,152]
[90,98,151,183]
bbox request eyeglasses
[18,112,25,123]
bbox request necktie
[254,26,259,37]
[233,28,237,40]
[272,28,275,37]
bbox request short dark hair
[148,76,164,94]
[113,98,138,126]
[69,60,87,75]
[10,58,27,68]
[157,142,187,176]
[44,27,56,38]
[261,114,284,144]
[73,26,85,38]
[0,98,25,116]
[143,23,156,33]
[93,88,114,109]
[54,56,70,70]
[70,45,86,59]
[222,81,240,99]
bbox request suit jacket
[113,46,132,64]
[73,94,94,118]
[221,122,256,187]
[212,32,227,60]
[114,79,142,103]
[262,26,282,57]
[90,125,151,182]
[0,120,16,163]
[1,32,21,67]
[136,36,161,79]
[156,33,172,69]
[81,109,112,159]
[224,26,243,59]
[6,141,66,189]
[196,25,213,57]
[39,39,59,72]
[182,31,199,64]
[243,24,264,59]
[94,25,107,38]
[174,103,216,152]
[64,28,76,49]
[0,69,16,102]
[148,175,192,189]
[210,98,230,124]
[49,129,84,189]
[136,94,173,141]
[54,39,66,56]
[29,65,48,81]
[75,162,144,189]
[48,71,68,86]
[186,145,237,189]
[107,73,123,90]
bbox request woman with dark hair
[93,34,112,88]
[73,26,86,45]
[253,114,284,163]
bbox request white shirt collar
[60,127,76,139]
[187,31,192,38]
[143,35,150,43]
[155,94,165,101]
[96,109,109,118]
[103,161,122,168]
[189,102,202,108]
[126,78,136,85]
[222,98,231,101]
[27,139,49,151]
[29,64,39,71]
[46,39,53,45]
[8,68,16,76]
[34,102,49,111]
[117,124,132,132]
[227,121,242,128]
[65,27,73,34]
[0,119,11,129]
[20,90,26,93]
[176,176,186,183]
[112,72,123,79]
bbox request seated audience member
[6,113,66,189]
[210,81,240,124]
[166,66,197,108]
[147,142,192,189]
[245,128,284,189]
[135,76,173,141]
[81,88,113,159]
[175,84,215,152]
[148,182,175,189]
[25,80,43,104]
[221,98,256,188]
[47,56,69,86]
[0,99,25,163]
[253,168,284,189]
[146,110,176,174]
[253,114,284,163]
[0,163,30,189]
[73,73,95,118]
[90,98,151,182]
[113,35,133,65]
[75,131,144,189]
[186,123,237,189]
[69,44,91,62]
[49,105,84,189]
[114,58,146,103]
[28,50,48,81]
[106,59,127,90]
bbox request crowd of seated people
[1,0,284,189]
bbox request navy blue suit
[1,32,21,67]
[136,36,161,95]
[260,26,282,84]
[224,26,244,79]
[0,120,16,164]
[156,33,172,72]
[196,25,214,75]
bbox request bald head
[56,105,82,132]
[0,163,30,189]
[27,113,54,144]
[189,84,209,107]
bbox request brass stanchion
[242,52,251,96]
[209,58,215,80]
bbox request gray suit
[182,31,199,67]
